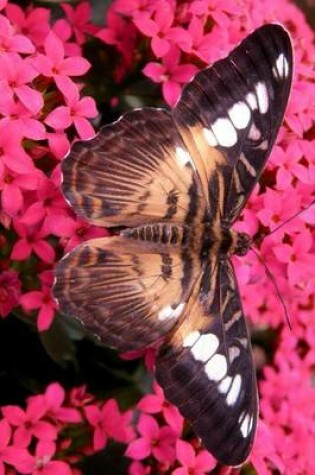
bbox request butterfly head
[234,231,252,257]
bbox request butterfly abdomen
[121,224,195,247]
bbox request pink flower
[273,230,315,286]
[188,17,230,64]
[5,3,51,47]
[11,221,55,264]
[85,399,133,451]
[22,441,72,475]
[96,9,136,69]
[0,100,46,141]
[52,18,82,58]
[42,383,81,424]
[133,2,192,57]
[0,53,43,115]
[137,382,183,434]
[126,414,177,464]
[172,440,216,475]
[0,163,41,216]
[249,421,284,475]
[20,271,56,331]
[143,46,197,106]
[0,419,14,472]
[189,0,242,28]
[2,397,57,448]
[0,122,34,173]
[45,214,107,252]
[20,172,67,228]
[69,385,94,409]
[45,81,97,139]
[0,15,34,54]
[32,31,90,95]
[46,131,70,160]
[113,0,156,18]
[0,419,34,475]
[257,187,302,235]
[129,460,151,475]
[0,270,21,318]
[60,2,99,44]
[121,346,157,371]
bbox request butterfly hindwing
[54,231,202,351]
[156,258,258,466]
[62,108,208,228]
[175,24,293,223]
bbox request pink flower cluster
[1,0,315,474]
[0,382,133,475]
[0,0,107,330]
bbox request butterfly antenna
[250,247,292,330]
[264,197,315,238]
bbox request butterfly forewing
[62,108,208,228]
[175,24,293,223]
[54,24,293,467]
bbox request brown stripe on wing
[62,107,208,229]
[177,122,228,224]
[53,232,202,352]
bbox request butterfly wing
[54,232,202,351]
[156,258,258,466]
[57,106,211,350]
[62,107,208,228]
[174,23,293,223]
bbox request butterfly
[53,24,293,466]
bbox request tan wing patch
[54,234,202,352]
[178,124,227,200]
[62,108,207,228]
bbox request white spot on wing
[273,53,289,79]
[176,147,192,167]
[229,346,241,364]
[218,375,232,394]
[240,413,253,438]
[158,302,185,321]
[228,102,251,130]
[258,139,269,151]
[205,354,227,381]
[255,82,269,114]
[203,127,218,147]
[248,415,254,434]
[183,330,200,348]
[246,92,258,110]
[190,333,219,363]
[212,117,238,147]
[248,123,261,141]
[226,374,242,406]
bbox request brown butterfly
[54,24,293,466]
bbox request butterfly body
[54,24,293,466]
